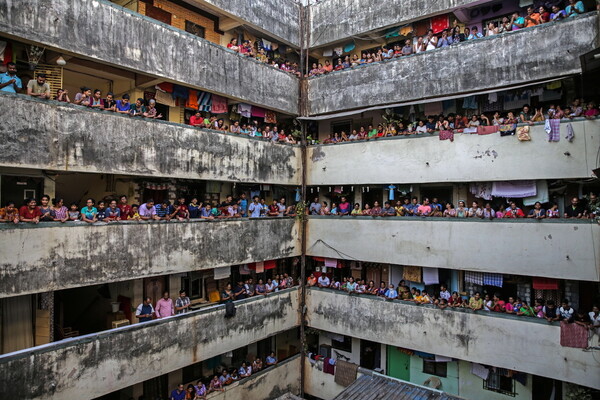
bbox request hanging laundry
[488,92,498,104]
[324,258,337,268]
[464,271,484,286]
[403,266,422,283]
[483,273,503,287]
[560,321,588,348]
[491,180,537,198]
[251,106,266,118]
[155,90,177,107]
[481,95,504,113]
[565,123,575,142]
[156,82,173,93]
[423,101,443,116]
[532,277,559,290]
[265,110,277,124]
[517,126,531,141]
[399,24,413,37]
[238,103,252,118]
[547,119,560,142]
[439,130,454,142]
[322,48,333,57]
[239,264,251,275]
[442,100,456,115]
[264,260,277,270]
[211,94,228,114]
[469,182,493,200]
[333,47,343,57]
[471,363,490,380]
[523,180,549,206]
[255,261,265,274]
[388,185,396,201]
[171,84,189,100]
[0,40,12,64]
[462,96,478,110]
[499,124,517,136]
[214,266,230,280]
[197,91,212,112]
[504,92,531,110]
[185,89,199,109]
[422,267,439,285]
[477,126,499,135]
[262,39,272,51]
[143,91,156,101]
[431,14,449,33]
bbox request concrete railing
[306,287,600,390]
[0,0,299,114]
[0,217,301,298]
[306,216,600,281]
[0,93,302,185]
[0,288,300,399]
[307,118,600,185]
[307,13,599,115]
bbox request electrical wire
[307,238,359,261]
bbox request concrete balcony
[0,288,300,399]
[0,0,299,114]
[306,288,600,390]
[0,217,301,298]
[0,93,302,185]
[310,0,480,48]
[307,119,600,185]
[307,13,599,115]
[306,216,600,281]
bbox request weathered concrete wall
[309,0,481,48]
[0,0,299,114]
[307,119,599,185]
[304,357,357,399]
[191,0,300,47]
[207,354,301,400]
[307,13,598,115]
[306,288,600,390]
[0,288,300,399]
[0,218,301,298]
[306,217,600,281]
[0,93,301,185]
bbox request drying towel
[471,363,490,380]
[214,266,230,280]
[185,89,199,109]
[439,130,454,142]
[172,84,189,100]
[156,82,173,93]
[470,182,493,201]
[560,321,588,348]
[423,101,443,116]
[324,258,338,268]
[238,103,252,118]
[547,119,560,142]
[197,91,212,112]
[565,123,574,142]
[422,267,439,285]
[431,14,449,33]
[483,273,503,287]
[265,110,277,124]
[403,266,422,283]
[334,360,359,387]
[255,261,265,274]
[499,124,517,136]
[477,126,499,135]
[523,180,549,206]
[517,126,531,141]
[264,260,277,270]
[251,106,266,118]
[155,90,177,107]
[532,277,559,290]
[492,180,537,198]
[323,358,335,375]
[211,95,228,114]
[465,271,484,286]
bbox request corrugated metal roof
[333,374,463,400]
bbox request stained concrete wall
[206,354,301,400]
[0,218,301,298]
[0,288,300,399]
[307,13,599,115]
[306,217,600,281]
[306,288,600,390]
[307,119,600,185]
[0,0,299,114]
[190,0,300,47]
[309,0,482,48]
[0,93,301,185]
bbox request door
[387,346,410,381]
[0,175,44,206]
[144,276,165,306]
[360,340,380,370]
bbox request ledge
[306,288,600,390]
[0,0,299,114]
[0,217,301,297]
[0,288,300,399]
[0,93,302,185]
[306,216,600,281]
[307,13,599,115]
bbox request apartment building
[0,0,598,399]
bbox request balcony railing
[0,93,302,185]
[307,118,600,185]
[0,217,301,297]
[306,216,600,281]
[0,288,300,399]
[306,287,600,390]
[307,12,599,115]
[0,0,299,114]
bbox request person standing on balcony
[105,200,122,222]
[175,290,191,314]
[317,274,330,288]
[26,73,50,99]
[117,195,131,220]
[266,351,278,366]
[564,196,585,218]
[0,201,20,223]
[139,199,160,221]
[135,297,155,322]
[309,197,321,215]
[566,0,585,17]
[155,291,174,318]
[338,197,351,215]
[248,196,262,218]
[0,62,21,93]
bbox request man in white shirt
[318,274,330,288]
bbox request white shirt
[318,276,330,286]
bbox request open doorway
[360,339,380,370]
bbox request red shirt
[19,205,42,219]
[118,204,132,220]
[190,115,203,126]
[503,208,525,218]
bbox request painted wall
[309,0,482,48]
[304,357,364,400]
[307,13,599,115]
[0,0,299,114]
[206,354,302,400]
[0,94,302,185]
[408,355,459,395]
[0,218,301,298]
[457,360,533,400]
[306,217,600,281]
[0,288,300,399]
[308,119,600,185]
[305,288,600,390]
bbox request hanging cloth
[491,181,537,198]
[265,110,277,124]
[238,103,252,118]
[423,101,443,116]
[439,130,454,142]
[155,90,176,107]
[464,271,484,286]
[565,123,575,142]
[422,267,439,285]
[255,262,265,274]
[523,180,549,206]
[403,266,422,283]
[399,24,413,37]
[156,82,173,93]
[483,273,503,287]
[532,277,559,290]
[251,106,266,118]
[324,258,337,268]
[214,266,230,280]
[462,96,478,110]
[547,119,560,142]
[431,15,449,33]
[211,95,228,114]
[171,84,189,100]
[197,91,212,112]
[185,89,199,109]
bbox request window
[422,360,447,378]
[484,371,517,397]
[331,335,352,353]
[185,20,205,38]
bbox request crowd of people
[226,38,301,77]
[168,351,279,399]
[0,194,299,224]
[321,100,599,144]
[308,1,590,78]
[307,275,600,332]
[308,194,600,220]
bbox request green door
[387,346,410,381]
